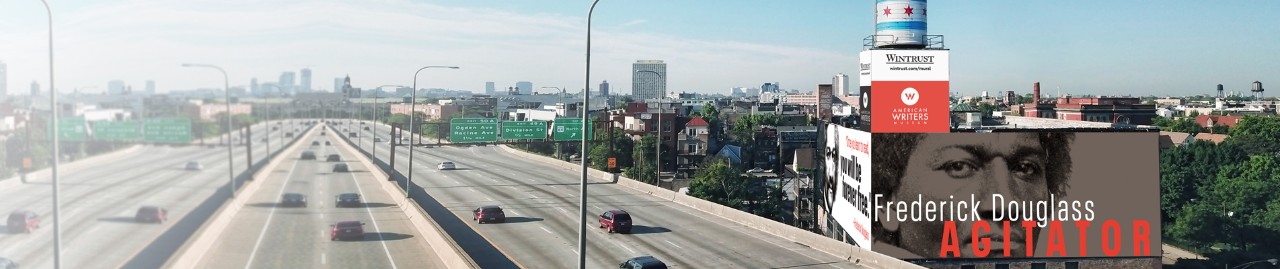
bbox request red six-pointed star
[904,5,914,15]
[883,7,892,15]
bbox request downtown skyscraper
[632,60,666,100]
[300,68,312,92]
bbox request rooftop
[976,116,1159,130]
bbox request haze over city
[0,0,1277,96]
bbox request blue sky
[0,0,1276,97]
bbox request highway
[356,121,868,269]
[0,120,301,269]
[193,123,447,269]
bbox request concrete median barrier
[496,145,923,269]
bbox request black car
[311,141,321,146]
[335,193,361,208]
[301,151,317,160]
[325,141,331,146]
[281,193,307,207]
[326,154,341,162]
[473,205,506,224]
[620,256,667,269]
[333,163,350,172]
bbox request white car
[185,161,203,170]
[438,162,457,170]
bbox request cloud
[619,19,649,28]
[0,0,854,95]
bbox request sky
[0,0,1277,97]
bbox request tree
[588,127,633,172]
[689,159,745,206]
[627,135,659,184]
[700,105,720,122]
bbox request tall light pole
[39,1,62,268]
[409,66,458,198]
[374,84,407,158]
[182,63,234,198]
[581,1,600,268]
[636,70,664,183]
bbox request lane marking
[348,153,400,269]
[321,253,326,265]
[243,147,305,269]
[539,227,553,234]
[665,240,684,249]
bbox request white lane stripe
[348,154,399,269]
[665,240,684,249]
[321,253,326,264]
[244,147,305,269]
[539,227,553,234]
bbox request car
[0,257,17,269]
[184,161,203,171]
[330,220,365,241]
[312,141,321,146]
[326,154,342,162]
[135,206,168,223]
[364,126,371,130]
[271,126,278,131]
[599,210,632,234]
[619,256,668,269]
[748,167,764,173]
[7,210,40,234]
[333,163,350,172]
[320,132,326,136]
[301,151,317,160]
[472,205,506,224]
[280,193,307,207]
[438,161,457,170]
[373,138,385,143]
[325,141,331,146]
[335,193,361,207]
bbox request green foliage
[628,135,658,184]
[689,159,745,206]
[700,105,720,122]
[1152,116,1204,134]
[588,127,633,172]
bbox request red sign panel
[870,81,950,133]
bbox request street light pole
[183,63,235,198]
[581,1,600,268]
[38,1,63,268]
[374,85,407,158]
[636,70,665,183]
[409,66,458,198]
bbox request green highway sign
[143,118,193,144]
[501,121,547,140]
[552,118,590,141]
[51,117,88,141]
[93,121,140,141]
[450,118,498,143]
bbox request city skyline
[0,0,1276,97]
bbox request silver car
[185,161,203,170]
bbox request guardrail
[496,145,925,269]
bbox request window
[960,266,974,269]
[994,264,1008,269]
[1031,263,1045,269]
[1065,262,1079,269]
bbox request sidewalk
[1162,243,1206,264]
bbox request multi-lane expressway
[356,121,869,268]
[191,123,448,268]
[0,120,301,269]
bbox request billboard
[865,49,950,133]
[827,124,874,249]
[867,132,1160,259]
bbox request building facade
[600,80,610,96]
[299,68,312,92]
[388,103,461,120]
[833,73,849,96]
[185,103,253,121]
[516,81,533,95]
[485,81,495,95]
[632,60,667,100]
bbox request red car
[6,210,40,233]
[598,210,632,234]
[472,205,505,224]
[330,221,365,241]
[135,206,168,223]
